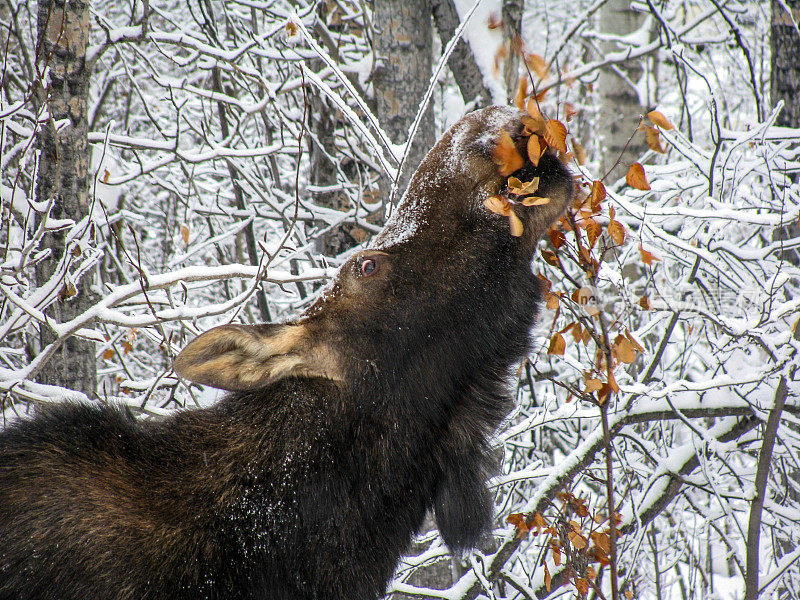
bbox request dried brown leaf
[639,245,660,265]
[549,228,566,249]
[647,110,674,130]
[544,119,568,154]
[508,210,525,237]
[645,125,666,153]
[608,219,625,245]
[514,76,528,111]
[492,130,524,176]
[508,176,540,195]
[484,195,511,216]
[548,333,566,356]
[614,335,637,364]
[527,53,549,80]
[590,180,606,211]
[573,141,587,165]
[526,135,542,167]
[626,162,650,191]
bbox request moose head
[0,106,573,600]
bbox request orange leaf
[584,378,603,393]
[638,295,651,310]
[102,348,114,360]
[549,228,566,249]
[492,130,524,176]
[563,102,577,122]
[507,513,530,537]
[541,248,560,266]
[484,195,511,216]
[639,245,660,265]
[514,76,528,111]
[608,220,625,245]
[576,578,589,596]
[607,369,619,393]
[573,141,587,165]
[568,531,587,550]
[521,196,550,206]
[548,333,566,356]
[552,542,562,566]
[122,340,133,356]
[531,511,548,534]
[545,292,560,310]
[625,328,645,352]
[645,125,666,153]
[527,135,542,166]
[544,119,568,153]
[181,224,190,245]
[544,563,552,592]
[525,99,546,132]
[613,335,637,363]
[487,13,503,29]
[585,219,601,248]
[590,531,611,554]
[526,53,549,80]
[590,180,606,211]
[508,176,540,195]
[508,210,525,237]
[626,162,650,190]
[647,110,674,130]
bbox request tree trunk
[771,0,800,265]
[431,0,491,107]
[770,4,800,591]
[771,0,800,128]
[34,0,96,395]
[501,0,523,100]
[595,0,647,182]
[373,0,434,201]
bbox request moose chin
[0,106,573,600]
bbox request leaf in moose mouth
[491,130,524,176]
[507,176,540,196]
[520,196,550,206]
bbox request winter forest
[1,0,799,598]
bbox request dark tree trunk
[373,0,434,201]
[771,0,800,128]
[431,0,491,107]
[770,4,800,589]
[771,0,800,265]
[34,0,97,395]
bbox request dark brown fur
[0,107,573,600]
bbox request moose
[0,106,573,600]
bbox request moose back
[0,106,573,600]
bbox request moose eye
[360,258,377,277]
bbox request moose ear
[174,324,341,391]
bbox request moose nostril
[361,259,377,277]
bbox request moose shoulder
[0,106,573,600]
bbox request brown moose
[0,106,573,600]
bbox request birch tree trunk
[34,0,96,395]
[595,0,647,181]
[373,0,434,201]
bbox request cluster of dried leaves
[483,95,672,239]
[508,491,633,599]
[482,85,676,598]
